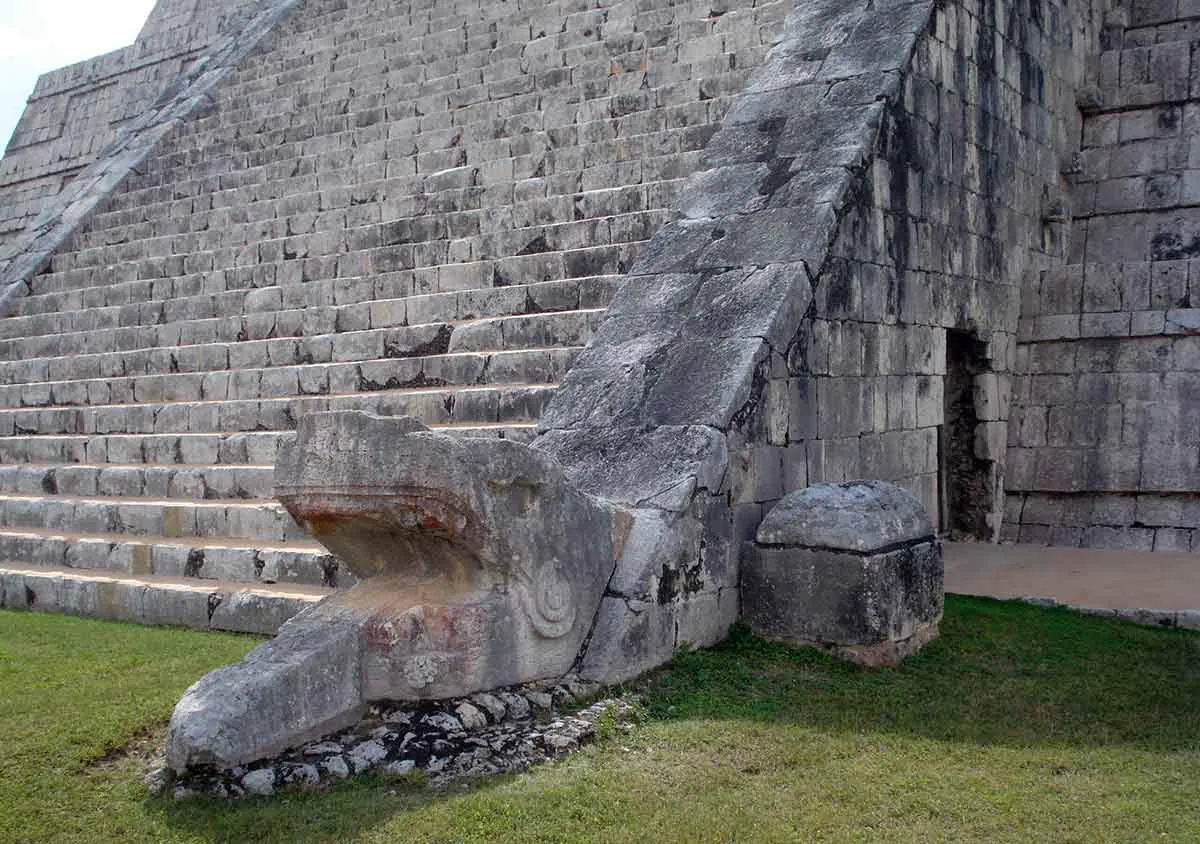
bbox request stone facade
[1006,1,1200,552]
[0,0,258,265]
[0,0,1196,766]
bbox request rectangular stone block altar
[742,481,944,667]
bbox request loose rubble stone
[165,679,635,799]
[348,740,388,773]
[240,768,276,797]
[384,760,416,776]
[525,691,554,716]
[322,756,350,779]
[455,703,488,731]
[471,693,507,722]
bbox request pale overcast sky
[0,0,157,150]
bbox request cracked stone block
[742,480,943,667]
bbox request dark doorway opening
[939,330,993,540]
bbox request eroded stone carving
[167,411,628,770]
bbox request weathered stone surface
[575,499,738,682]
[756,480,935,553]
[2,0,1168,798]
[240,768,276,797]
[275,411,626,700]
[534,425,728,509]
[167,603,366,771]
[169,410,628,770]
[743,482,943,667]
[575,594,678,684]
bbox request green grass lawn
[1,596,1198,843]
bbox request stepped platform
[0,0,1193,649]
[0,0,788,628]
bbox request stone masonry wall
[766,0,1106,542]
[1006,1,1200,551]
[720,0,1105,550]
[538,0,937,680]
[0,0,254,265]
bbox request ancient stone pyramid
[0,0,1197,651]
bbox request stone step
[205,38,732,100]
[0,528,347,589]
[215,2,726,83]
[0,309,605,386]
[167,85,729,171]
[116,103,716,197]
[0,346,580,410]
[0,463,275,499]
[82,153,688,250]
[10,270,620,333]
[151,7,752,121]
[0,382,556,437]
[246,0,712,59]
[0,431,289,466]
[0,493,304,542]
[0,422,536,465]
[72,126,692,223]
[0,565,331,634]
[47,203,658,293]
[35,207,645,292]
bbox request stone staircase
[0,0,786,628]
[1006,0,1200,551]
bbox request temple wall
[728,0,1105,549]
[1005,1,1200,552]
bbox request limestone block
[167,604,366,771]
[139,584,215,629]
[574,594,678,684]
[209,590,322,636]
[743,481,943,667]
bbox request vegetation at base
[0,596,1197,844]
